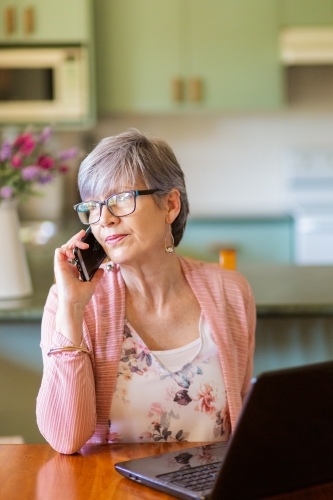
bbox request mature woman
[36,129,256,454]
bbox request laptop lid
[211,360,333,499]
[115,361,333,500]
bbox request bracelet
[47,345,90,356]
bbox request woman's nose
[99,204,119,226]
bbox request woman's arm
[36,286,97,454]
[36,231,104,454]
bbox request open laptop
[115,360,333,499]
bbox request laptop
[115,360,333,500]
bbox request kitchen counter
[1,221,333,320]
[239,263,333,316]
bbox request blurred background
[1,0,333,443]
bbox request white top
[108,315,230,443]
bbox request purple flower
[0,186,13,198]
[38,174,53,185]
[57,148,78,161]
[40,126,53,142]
[0,140,12,161]
[21,165,41,181]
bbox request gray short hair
[78,129,189,246]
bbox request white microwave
[0,46,91,125]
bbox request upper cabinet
[279,0,333,27]
[0,0,90,44]
[94,0,181,114]
[189,0,282,111]
[94,0,283,115]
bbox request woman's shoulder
[179,256,252,297]
[179,255,248,280]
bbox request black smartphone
[73,227,107,281]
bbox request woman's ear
[165,188,181,224]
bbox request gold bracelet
[47,346,90,356]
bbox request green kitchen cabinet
[279,0,333,26]
[189,0,282,111]
[94,0,181,114]
[94,0,283,115]
[0,0,91,43]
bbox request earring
[165,224,174,253]
[106,262,114,272]
[105,256,114,271]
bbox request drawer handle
[23,7,34,35]
[171,77,184,103]
[189,78,203,103]
[4,7,16,35]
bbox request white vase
[0,198,33,302]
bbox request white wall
[89,110,333,217]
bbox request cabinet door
[94,0,181,114]
[280,0,333,26]
[21,0,90,43]
[189,0,283,110]
[0,0,90,43]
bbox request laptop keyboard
[157,461,221,492]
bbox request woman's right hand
[53,229,104,345]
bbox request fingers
[61,229,87,249]
[58,230,88,260]
[57,245,76,262]
[54,248,76,270]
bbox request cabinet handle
[189,78,203,103]
[4,7,16,35]
[171,78,184,103]
[23,7,34,35]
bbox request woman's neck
[121,254,184,307]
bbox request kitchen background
[1,0,333,443]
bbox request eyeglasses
[73,189,160,225]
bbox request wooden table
[1,443,333,500]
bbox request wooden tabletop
[1,443,333,500]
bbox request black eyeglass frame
[73,189,160,224]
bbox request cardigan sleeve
[36,285,97,454]
[240,277,257,401]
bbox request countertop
[2,443,333,500]
[1,221,333,320]
[238,263,333,316]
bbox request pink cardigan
[36,257,256,454]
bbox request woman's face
[90,182,179,266]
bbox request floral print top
[108,315,230,443]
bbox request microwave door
[0,67,54,102]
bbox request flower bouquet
[0,126,78,202]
